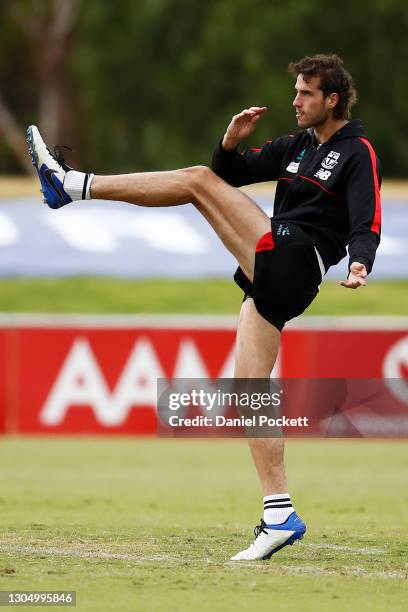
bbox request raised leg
[91,166,270,281]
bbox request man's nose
[293,95,300,107]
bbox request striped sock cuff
[85,173,94,199]
[263,494,293,509]
[263,493,294,525]
[64,171,94,201]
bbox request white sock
[263,493,294,525]
[63,170,94,202]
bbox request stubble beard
[299,107,330,130]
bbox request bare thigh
[190,167,271,280]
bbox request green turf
[0,278,407,315]
[0,438,407,611]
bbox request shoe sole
[27,126,39,171]
[262,531,305,560]
[27,125,48,204]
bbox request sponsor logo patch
[286,161,299,173]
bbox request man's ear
[327,92,339,110]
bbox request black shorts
[234,220,323,331]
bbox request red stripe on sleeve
[358,137,381,235]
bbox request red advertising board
[281,328,408,377]
[9,323,236,434]
[0,329,7,433]
[0,316,407,436]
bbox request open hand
[340,262,367,289]
[222,107,267,150]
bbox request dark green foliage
[0,0,407,175]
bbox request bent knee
[181,165,214,181]
[182,165,212,174]
[181,165,216,196]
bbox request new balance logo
[314,168,331,181]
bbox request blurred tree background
[0,0,407,176]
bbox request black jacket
[211,120,381,274]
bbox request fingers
[248,106,267,114]
[340,261,368,288]
[234,107,267,120]
[339,277,366,289]
[225,106,267,146]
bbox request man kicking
[27,53,381,561]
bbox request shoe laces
[53,145,74,171]
[254,518,268,539]
[53,145,73,163]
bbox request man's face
[293,74,335,129]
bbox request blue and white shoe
[230,512,306,561]
[27,125,73,209]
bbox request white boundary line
[305,543,385,554]
[0,545,176,563]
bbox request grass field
[0,438,407,611]
[0,278,408,315]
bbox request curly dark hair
[288,54,357,119]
